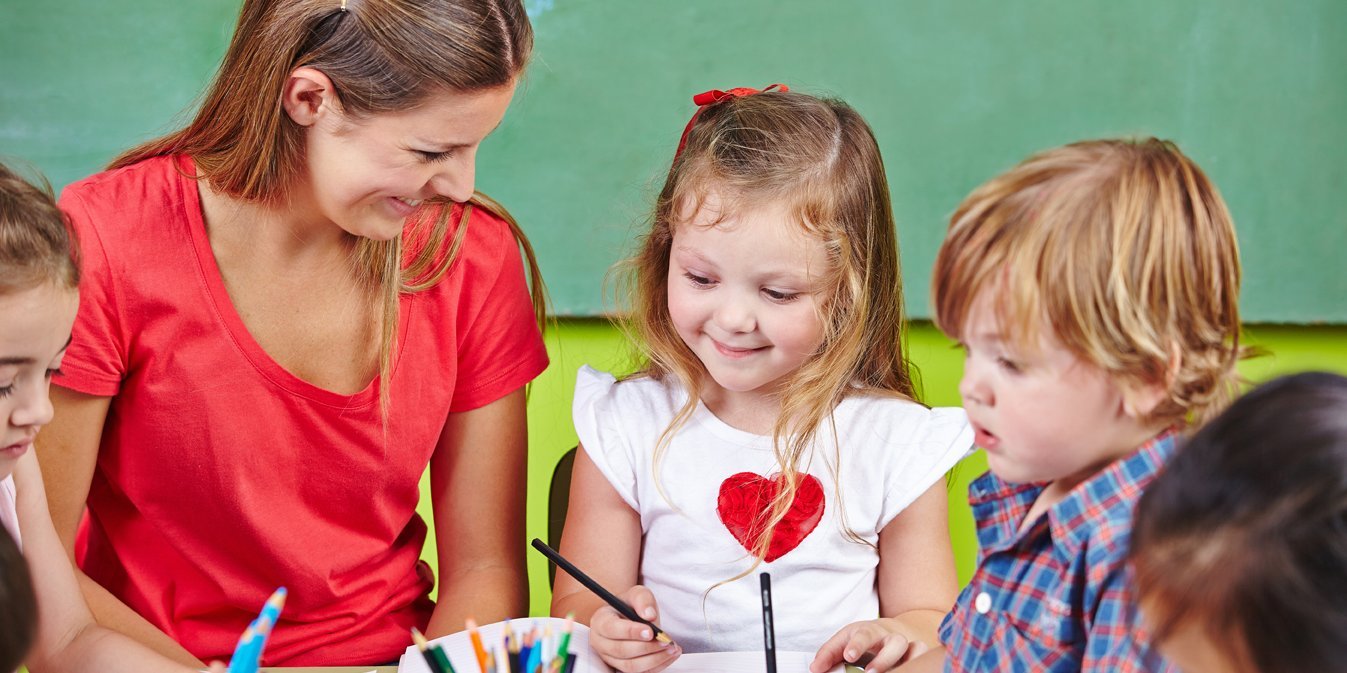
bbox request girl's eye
[0,384,12,398]
[415,150,454,163]
[683,272,714,287]
[996,357,1021,373]
[763,288,800,302]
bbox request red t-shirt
[55,155,548,665]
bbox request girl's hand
[588,585,681,673]
[810,618,930,673]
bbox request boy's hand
[811,618,930,673]
[588,585,681,673]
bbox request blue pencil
[228,587,287,673]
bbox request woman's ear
[281,66,340,127]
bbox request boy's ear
[281,66,341,127]
[1122,341,1182,419]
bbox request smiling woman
[32,0,548,668]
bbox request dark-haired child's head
[0,527,36,671]
[0,162,80,480]
[1132,371,1347,673]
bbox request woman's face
[300,81,517,241]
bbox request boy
[907,138,1243,672]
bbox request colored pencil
[227,587,287,673]
[467,618,491,673]
[412,628,448,673]
[530,538,673,644]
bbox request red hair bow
[675,83,790,159]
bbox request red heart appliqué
[716,472,825,562]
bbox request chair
[546,446,577,584]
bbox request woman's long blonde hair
[617,89,919,571]
[110,0,546,410]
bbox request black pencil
[760,573,777,673]
[530,538,673,644]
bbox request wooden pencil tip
[655,632,673,645]
[411,627,430,648]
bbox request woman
[36,0,547,666]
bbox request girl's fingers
[864,634,912,673]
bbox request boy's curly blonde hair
[932,138,1245,427]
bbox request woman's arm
[34,386,202,667]
[424,386,530,636]
[14,449,203,673]
[812,481,958,673]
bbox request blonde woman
[36,0,547,666]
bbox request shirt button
[975,591,992,614]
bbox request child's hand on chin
[588,585,681,673]
[811,618,929,673]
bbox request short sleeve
[53,188,127,397]
[571,366,640,511]
[880,406,974,527]
[448,217,548,411]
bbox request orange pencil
[466,618,490,673]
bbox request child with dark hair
[0,529,36,673]
[1132,371,1347,673]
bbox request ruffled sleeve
[879,406,975,526]
[571,365,641,511]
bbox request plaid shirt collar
[969,428,1181,562]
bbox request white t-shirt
[572,366,973,653]
[0,475,19,549]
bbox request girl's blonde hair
[0,162,79,295]
[109,0,545,410]
[932,138,1244,427]
[617,89,918,569]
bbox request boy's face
[0,284,77,479]
[956,287,1161,489]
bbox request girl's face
[0,283,77,479]
[667,190,829,409]
[300,81,517,241]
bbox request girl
[1132,371,1347,673]
[0,162,207,673]
[551,86,972,673]
[36,0,548,666]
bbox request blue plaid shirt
[939,432,1179,672]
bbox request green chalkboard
[3,1,1344,322]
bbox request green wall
[417,319,1347,616]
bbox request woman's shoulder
[61,154,187,206]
